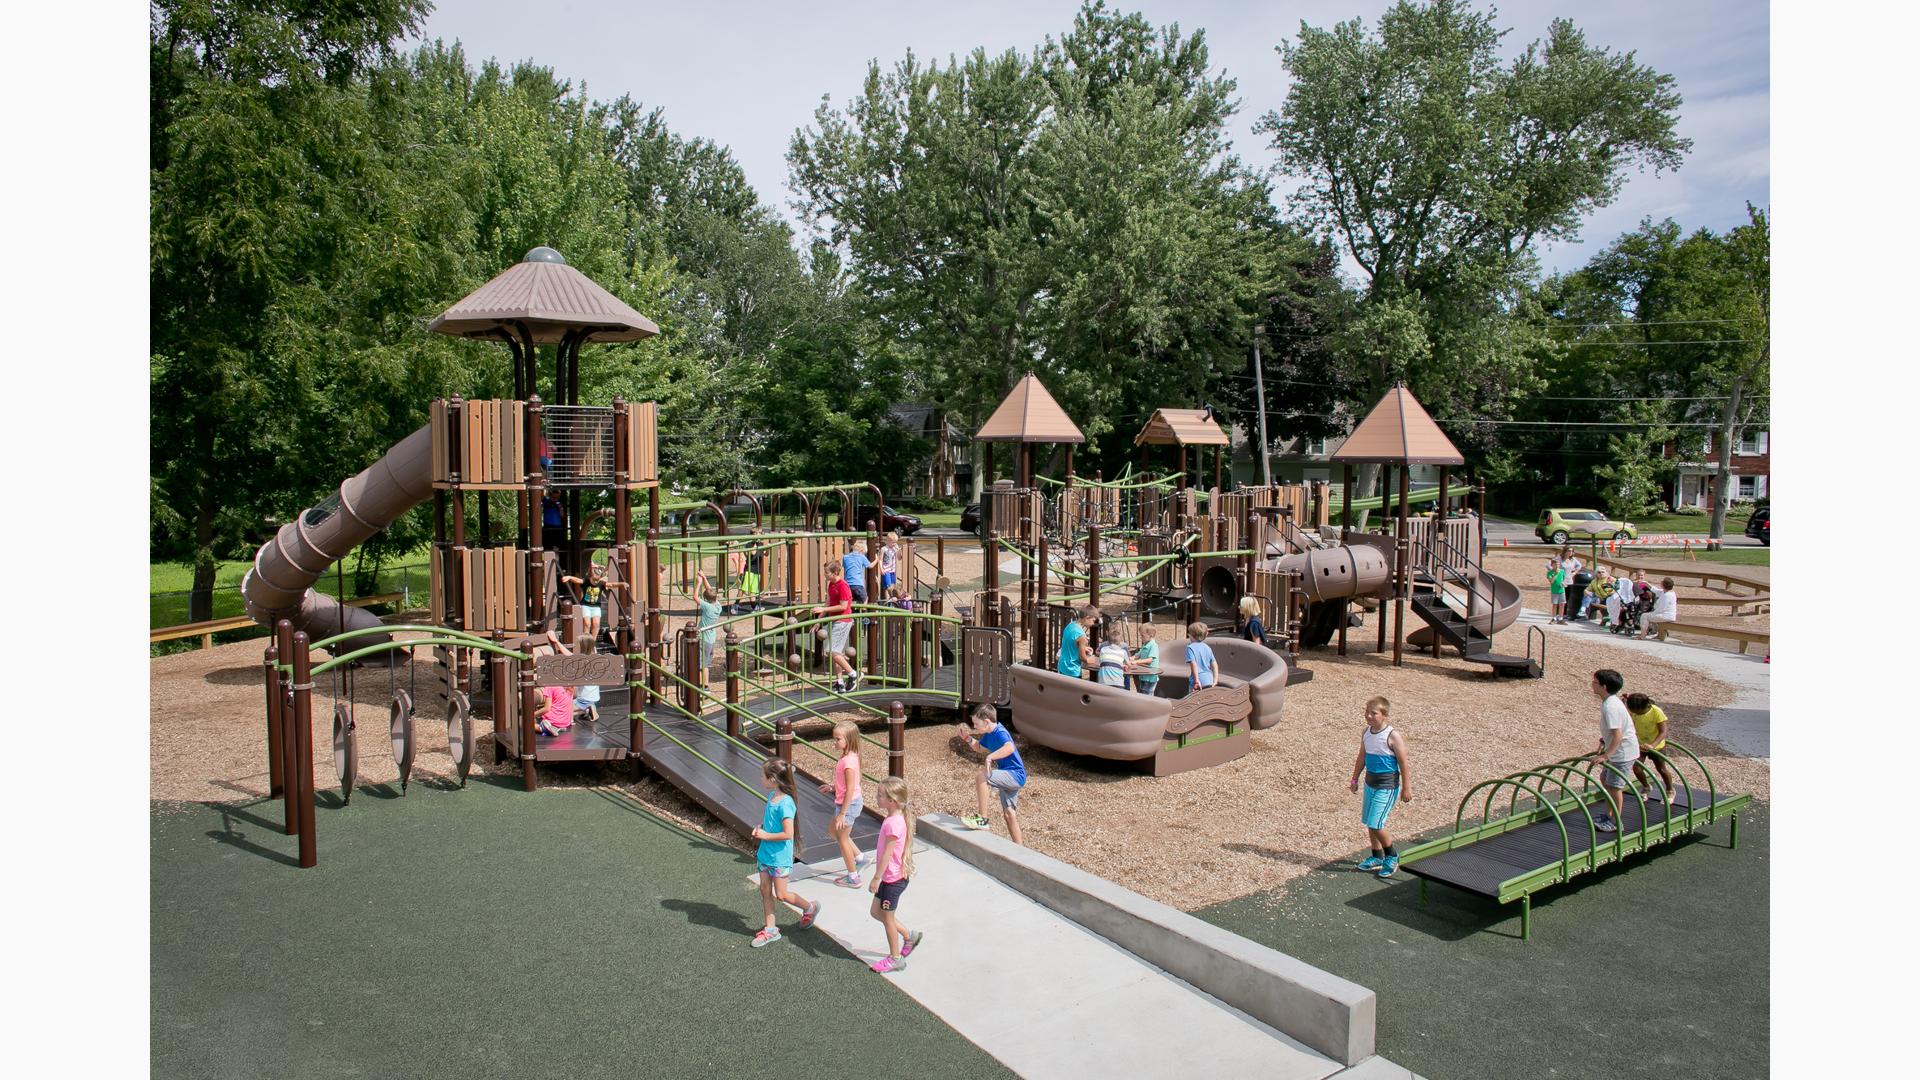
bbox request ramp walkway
[1399,743,1748,939]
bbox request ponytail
[761,758,795,799]
[878,776,915,878]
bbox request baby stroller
[1609,582,1654,636]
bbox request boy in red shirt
[814,562,860,692]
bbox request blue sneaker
[1376,856,1399,879]
[1356,856,1385,873]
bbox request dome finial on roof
[523,246,566,265]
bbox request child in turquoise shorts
[1348,696,1412,879]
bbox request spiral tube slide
[242,426,435,642]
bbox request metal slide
[242,426,435,642]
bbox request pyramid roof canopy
[1134,408,1230,447]
[429,247,660,344]
[1329,384,1465,465]
[975,373,1086,444]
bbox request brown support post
[785,536,799,665]
[1476,479,1489,561]
[1289,571,1305,661]
[1241,509,1257,599]
[518,658,540,791]
[985,528,1001,629]
[725,632,742,740]
[1032,530,1049,666]
[888,702,907,778]
[680,625,699,716]
[936,534,946,580]
[1215,445,1223,492]
[613,396,634,656]
[1087,524,1102,611]
[1393,465,1410,667]
[1340,463,1353,533]
[527,395,548,628]
[263,644,284,800]
[646,526,663,707]
[910,615,927,689]
[626,647,643,773]
[1377,465,1389,655]
[275,620,300,833]
[1017,505,1033,642]
[290,630,317,868]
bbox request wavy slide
[1405,568,1522,648]
[242,427,435,642]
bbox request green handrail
[632,653,835,766]
[1508,769,1606,876]
[306,623,504,653]
[630,694,766,800]
[738,606,957,648]
[1649,740,1720,822]
[650,530,867,548]
[306,636,530,677]
[741,653,892,722]
[1037,472,1182,491]
[1455,776,1572,882]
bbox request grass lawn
[915,510,962,529]
[152,550,432,628]
[153,783,1010,1080]
[1631,508,1756,534]
[1677,548,1770,567]
[1195,805,1768,1079]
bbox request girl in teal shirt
[746,760,820,948]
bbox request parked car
[1744,506,1769,545]
[834,504,923,535]
[1535,508,1638,545]
[961,503,982,535]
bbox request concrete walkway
[1517,606,1769,758]
[762,845,1416,1079]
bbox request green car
[1535,508,1638,545]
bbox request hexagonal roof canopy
[1330,384,1465,465]
[428,247,661,344]
[975,373,1086,444]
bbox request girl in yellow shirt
[1625,692,1677,803]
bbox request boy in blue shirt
[958,704,1027,845]
[1184,622,1218,695]
[842,539,872,603]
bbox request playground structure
[1397,742,1751,940]
[241,251,1549,867]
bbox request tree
[1258,0,1690,495]
[1591,402,1675,518]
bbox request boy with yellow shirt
[1625,692,1677,803]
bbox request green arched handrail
[1507,768,1606,877]
[650,529,868,548]
[737,606,957,648]
[1652,740,1720,822]
[304,636,530,677]
[1563,757,1648,861]
[741,652,892,722]
[1455,776,1573,884]
[306,623,502,653]
[632,653,836,766]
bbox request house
[888,404,969,499]
[1665,430,1770,508]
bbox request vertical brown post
[518,658,540,791]
[1289,572,1305,661]
[276,620,300,833]
[775,717,798,850]
[785,535,799,666]
[263,644,284,800]
[1033,530,1050,666]
[866,530,881,675]
[526,395,546,626]
[680,625,699,716]
[725,632,742,740]
[888,702,907,778]
[910,616,927,689]
[625,645,644,771]
[1377,465,1389,655]
[1017,506,1033,642]
[1241,509,1257,597]
[1340,463,1353,533]
[1476,479,1489,561]
[1214,445,1223,492]
[985,528,1001,629]
[1087,524,1102,611]
[1393,465,1410,666]
[645,526,662,707]
[936,534,946,579]
[290,631,317,868]
[613,396,634,656]
[1177,447,1188,494]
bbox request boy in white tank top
[1348,697,1413,878]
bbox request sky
[411,0,1769,277]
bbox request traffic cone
[1502,537,1508,548]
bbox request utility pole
[1252,323,1272,487]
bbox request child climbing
[1348,696,1412,879]
[867,776,923,974]
[746,759,820,947]
[818,720,868,887]
[814,562,859,693]
[878,531,900,594]
[842,538,872,603]
[959,704,1027,845]
[694,576,723,686]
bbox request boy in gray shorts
[1588,668,1640,831]
[959,704,1028,845]
[813,561,860,692]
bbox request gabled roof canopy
[429,247,661,344]
[1134,408,1230,447]
[1329,384,1465,465]
[975,373,1085,444]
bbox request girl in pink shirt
[536,684,574,737]
[817,720,867,887]
[867,776,922,973]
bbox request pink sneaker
[751,927,782,948]
[870,955,904,973]
[901,930,924,956]
[797,900,821,930]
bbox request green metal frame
[1399,741,1750,940]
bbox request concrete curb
[918,813,1376,1065]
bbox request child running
[818,720,869,887]
[1625,692,1677,803]
[1185,622,1219,695]
[867,776,924,973]
[1348,696,1412,878]
[746,759,820,947]
[958,704,1027,845]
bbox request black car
[961,503,982,535]
[834,504,923,535]
[1744,506,1769,545]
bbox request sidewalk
[764,845,1419,1079]
[1517,606,1769,758]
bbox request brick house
[1665,429,1770,508]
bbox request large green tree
[1258,0,1691,490]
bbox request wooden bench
[1652,620,1769,655]
[150,592,406,651]
[1597,555,1768,598]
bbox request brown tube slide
[242,425,435,643]
[1259,545,1520,641]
